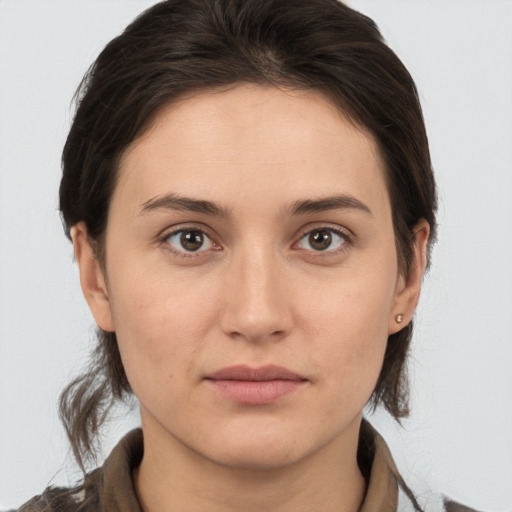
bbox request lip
[204,365,307,405]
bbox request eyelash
[159,225,353,258]
[294,226,352,257]
[160,226,220,258]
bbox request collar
[97,420,406,512]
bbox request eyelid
[292,224,354,254]
[159,224,222,257]
[156,221,214,239]
[295,222,353,241]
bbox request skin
[72,84,429,512]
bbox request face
[75,84,425,470]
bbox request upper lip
[205,365,306,381]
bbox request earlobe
[388,220,430,335]
[71,222,115,332]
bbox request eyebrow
[139,193,230,217]
[139,193,372,218]
[289,195,373,216]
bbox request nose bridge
[220,243,291,342]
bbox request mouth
[204,364,308,405]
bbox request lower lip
[206,379,306,405]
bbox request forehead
[114,83,389,214]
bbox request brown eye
[308,230,332,250]
[165,229,214,253]
[180,230,204,251]
[297,228,347,252]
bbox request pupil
[181,231,203,251]
[309,230,332,250]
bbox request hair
[59,0,437,472]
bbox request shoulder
[443,498,483,512]
[14,429,142,512]
[15,471,101,512]
[398,488,484,512]
[15,488,87,512]
[361,419,486,512]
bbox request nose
[219,247,293,343]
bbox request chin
[192,421,324,471]
[206,442,304,471]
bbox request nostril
[219,269,293,342]
[224,326,290,343]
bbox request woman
[15,0,481,510]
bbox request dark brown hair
[59,0,437,472]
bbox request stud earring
[395,314,404,324]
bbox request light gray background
[1,1,511,510]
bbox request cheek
[310,311,388,425]
[316,296,389,382]
[105,260,220,392]
[302,258,397,394]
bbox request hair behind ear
[368,323,412,419]
[59,329,131,472]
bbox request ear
[388,219,430,335]
[71,222,115,332]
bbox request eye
[296,228,347,252]
[164,229,215,254]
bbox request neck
[134,415,366,512]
